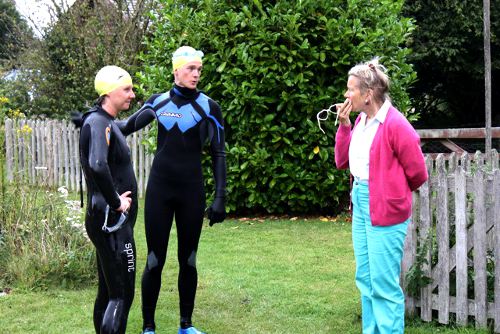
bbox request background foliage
[137,0,417,214]
[1,0,153,118]
[0,0,32,65]
[403,0,500,128]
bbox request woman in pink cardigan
[334,58,428,334]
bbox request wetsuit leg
[86,204,137,334]
[141,180,175,329]
[93,253,109,333]
[175,182,206,323]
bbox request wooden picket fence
[401,151,500,332]
[3,117,154,197]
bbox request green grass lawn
[0,210,490,333]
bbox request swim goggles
[102,205,128,233]
[316,105,339,134]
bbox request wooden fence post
[4,118,13,181]
[493,168,500,332]
[455,163,468,326]
[403,193,418,315]
[420,156,433,321]
[436,154,450,324]
[473,168,488,328]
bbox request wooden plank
[420,156,433,321]
[68,124,75,191]
[4,119,13,181]
[41,120,47,183]
[29,120,35,183]
[403,192,419,315]
[45,121,56,186]
[448,152,457,173]
[474,151,484,170]
[35,120,43,185]
[455,166,468,325]
[493,169,500,333]
[416,127,500,139]
[417,294,498,320]
[491,149,499,170]
[57,121,63,186]
[461,152,471,171]
[63,122,70,188]
[19,119,27,180]
[473,169,487,328]
[436,155,450,324]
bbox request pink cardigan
[335,106,428,226]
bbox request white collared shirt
[348,100,391,180]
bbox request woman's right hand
[116,191,132,212]
[336,98,352,126]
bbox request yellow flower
[0,97,9,104]
[17,124,33,135]
[8,108,25,119]
[313,146,320,154]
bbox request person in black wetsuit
[79,65,138,334]
[117,46,226,334]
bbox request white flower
[57,186,69,197]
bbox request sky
[14,0,76,37]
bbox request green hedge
[137,0,417,215]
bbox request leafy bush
[137,0,417,214]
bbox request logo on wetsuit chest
[124,243,135,272]
[156,102,202,133]
[158,111,182,118]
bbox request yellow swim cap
[94,65,133,96]
[172,46,204,71]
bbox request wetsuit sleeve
[208,100,226,197]
[116,95,158,135]
[84,118,121,209]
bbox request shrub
[137,0,417,214]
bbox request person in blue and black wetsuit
[117,46,227,334]
[79,65,138,334]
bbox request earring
[364,99,369,105]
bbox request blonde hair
[348,57,390,102]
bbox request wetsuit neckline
[89,105,116,120]
[173,84,199,99]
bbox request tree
[0,0,32,66]
[403,0,500,128]
[7,0,153,118]
[138,0,417,214]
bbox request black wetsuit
[118,84,226,330]
[79,106,138,334]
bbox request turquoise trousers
[351,180,409,334]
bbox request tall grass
[0,183,95,290]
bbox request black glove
[71,111,84,128]
[206,196,226,226]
